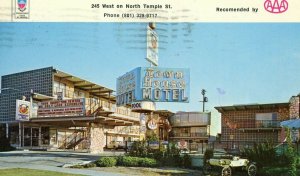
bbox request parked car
[106,141,125,150]
[203,156,257,176]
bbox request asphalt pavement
[0,150,126,176]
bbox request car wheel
[247,163,257,176]
[222,166,232,176]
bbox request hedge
[96,157,117,167]
[96,156,158,167]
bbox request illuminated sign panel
[37,98,86,117]
[16,100,30,121]
[116,67,190,106]
[146,26,158,66]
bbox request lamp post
[200,89,208,112]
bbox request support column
[30,127,32,147]
[6,123,9,139]
[22,124,24,147]
[89,123,105,153]
[19,122,22,148]
[39,126,41,147]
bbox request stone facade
[289,96,300,119]
[89,123,105,153]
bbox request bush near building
[117,156,158,167]
[128,140,192,168]
[96,157,117,167]
[0,135,15,152]
[241,128,299,176]
[96,156,158,167]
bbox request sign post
[146,23,158,67]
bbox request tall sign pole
[146,22,158,67]
[200,89,208,112]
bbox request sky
[1,23,300,134]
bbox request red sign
[178,140,187,149]
[264,0,288,14]
[37,98,85,117]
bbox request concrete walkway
[0,150,126,176]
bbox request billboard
[146,26,158,66]
[116,67,190,106]
[37,98,86,117]
[16,100,30,121]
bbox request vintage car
[203,156,257,176]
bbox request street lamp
[200,89,208,112]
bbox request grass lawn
[0,168,84,176]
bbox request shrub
[127,141,191,168]
[138,157,158,167]
[241,142,277,167]
[128,140,149,157]
[258,166,300,176]
[117,156,158,167]
[204,148,214,164]
[285,128,297,176]
[0,135,15,152]
[118,156,139,167]
[181,154,192,168]
[96,157,117,167]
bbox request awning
[280,118,300,129]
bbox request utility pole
[200,89,208,112]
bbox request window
[255,113,277,120]
[53,81,66,97]
[74,90,85,98]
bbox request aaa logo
[264,0,288,14]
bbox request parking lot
[0,150,125,176]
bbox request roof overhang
[53,69,116,102]
[153,110,174,118]
[32,93,55,100]
[215,102,289,112]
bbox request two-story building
[0,67,141,153]
[215,102,292,149]
[169,111,211,151]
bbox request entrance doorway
[32,128,39,146]
[23,127,40,147]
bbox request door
[24,127,31,146]
[32,128,39,146]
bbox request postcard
[0,0,300,175]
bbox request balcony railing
[170,121,210,127]
[255,120,281,128]
[106,126,140,134]
[170,132,208,138]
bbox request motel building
[0,67,142,153]
[215,95,300,150]
[169,111,211,152]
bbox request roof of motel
[215,102,289,112]
[53,68,116,102]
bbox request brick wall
[221,106,289,143]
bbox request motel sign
[116,67,190,106]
